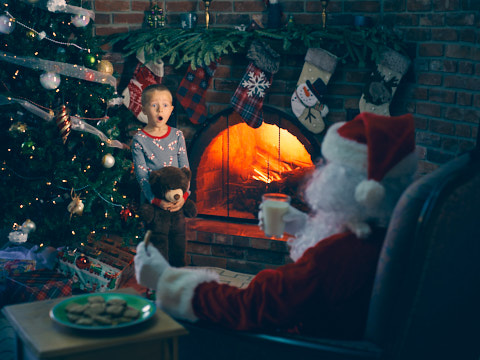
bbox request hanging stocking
[359,48,411,116]
[122,49,164,123]
[291,48,338,134]
[231,40,280,128]
[176,61,218,125]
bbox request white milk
[262,199,290,238]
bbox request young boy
[132,84,190,212]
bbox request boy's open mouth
[157,116,163,121]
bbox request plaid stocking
[177,61,218,124]
[122,50,164,123]
[231,40,280,128]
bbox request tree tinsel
[105,23,407,70]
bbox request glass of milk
[261,193,291,238]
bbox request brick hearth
[186,218,293,275]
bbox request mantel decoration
[106,23,406,70]
[107,22,409,134]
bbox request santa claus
[134,112,417,339]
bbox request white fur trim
[155,267,220,322]
[321,122,368,172]
[355,179,385,208]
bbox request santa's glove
[134,236,170,289]
[258,204,308,236]
[283,206,308,236]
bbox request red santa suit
[134,112,417,340]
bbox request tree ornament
[85,70,96,82]
[8,223,28,244]
[75,255,90,270]
[71,14,90,27]
[0,15,15,35]
[84,53,96,67]
[37,31,46,40]
[9,122,27,135]
[146,2,165,28]
[97,60,114,75]
[67,191,84,218]
[56,105,71,144]
[40,71,61,90]
[21,219,36,234]
[120,207,133,223]
[21,139,36,155]
[101,153,115,168]
[26,30,36,40]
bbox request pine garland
[105,24,407,70]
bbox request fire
[194,120,314,218]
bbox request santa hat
[321,112,416,208]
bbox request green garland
[105,24,407,70]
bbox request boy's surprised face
[142,90,174,129]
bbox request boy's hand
[168,197,185,212]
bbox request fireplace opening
[188,106,321,222]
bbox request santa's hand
[283,206,308,236]
[134,240,169,289]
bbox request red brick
[426,148,455,164]
[417,102,442,117]
[384,14,418,26]
[416,130,441,147]
[473,94,480,108]
[413,87,428,100]
[188,242,212,255]
[455,124,472,138]
[446,44,475,60]
[434,0,461,11]
[444,75,480,91]
[429,59,457,73]
[212,245,245,259]
[215,14,251,26]
[417,73,442,86]
[113,13,145,24]
[166,1,198,12]
[407,0,432,11]
[457,92,472,106]
[431,29,457,41]
[444,107,464,121]
[191,254,227,268]
[419,43,444,57]
[246,248,285,265]
[446,13,475,26]
[459,29,476,43]
[419,14,445,26]
[132,1,151,11]
[384,0,406,11]
[95,0,130,12]
[344,1,381,12]
[205,1,234,12]
[429,119,455,134]
[429,89,455,104]
[234,1,265,12]
[95,26,129,36]
[458,61,474,75]
[94,13,112,25]
[227,259,265,275]
[283,1,306,12]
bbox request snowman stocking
[231,40,280,128]
[122,49,164,123]
[291,48,338,134]
[359,48,411,116]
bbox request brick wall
[94,0,480,175]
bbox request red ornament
[56,105,71,144]
[120,207,133,222]
[75,255,90,270]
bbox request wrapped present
[56,235,136,293]
[5,269,73,304]
[0,259,36,282]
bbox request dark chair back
[365,151,480,359]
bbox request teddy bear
[138,166,197,267]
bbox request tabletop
[1,287,187,359]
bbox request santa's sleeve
[154,236,336,329]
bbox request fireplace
[188,106,320,223]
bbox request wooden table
[2,288,188,360]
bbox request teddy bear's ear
[181,167,192,181]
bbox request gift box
[56,235,136,293]
[0,259,36,282]
[5,269,73,305]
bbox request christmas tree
[0,0,141,249]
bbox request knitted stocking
[176,61,218,124]
[231,40,280,128]
[359,48,411,116]
[291,48,338,134]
